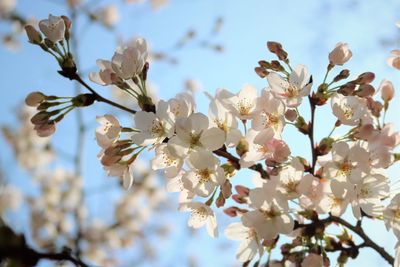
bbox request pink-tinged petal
[200,127,225,151]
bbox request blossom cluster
[21,14,400,267]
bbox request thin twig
[72,73,137,114]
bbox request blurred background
[1,0,400,266]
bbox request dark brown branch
[295,215,394,265]
[0,246,89,267]
[213,147,269,179]
[307,96,317,174]
[72,73,137,115]
[328,215,394,265]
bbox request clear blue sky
[1,0,400,266]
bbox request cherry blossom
[182,150,225,197]
[271,158,312,199]
[224,222,263,262]
[331,93,367,126]
[167,112,225,158]
[132,100,175,146]
[267,65,312,107]
[38,15,66,43]
[151,144,183,178]
[329,42,352,66]
[179,202,218,237]
[252,89,285,136]
[219,85,258,120]
[242,182,294,240]
[388,50,400,70]
[95,115,121,148]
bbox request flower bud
[223,206,243,217]
[221,180,232,198]
[235,185,250,196]
[236,138,248,157]
[266,41,288,61]
[25,25,42,44]
[285,109,297,122]
[355,84,375,98]
[34,122,56,137]
[387,50,400,70]
[25,91,46,107]
[295,116,309,135]
[379,79,395,102]
[255,67,268,78]
[356,72,375,84]
[333,69,350,83]
[215,193,225,208]
[329,42,352,66]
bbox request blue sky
[1,0,400,266]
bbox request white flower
[132,100,175,146]
[89,59,116,86]
[322,141,369,184]
[242,182,293,240]
[267,65,312,107]
[224,222,263,262]
[0,0,16,15]
[151,144,183,178]
[103,162,135,189]
[208,96,241,147]
[240,128,289,168]
[299,177,346,215]
[252,89,285,136]
[98,5,119,28]
[383,194,400,238]
[111,38,148,80]
[179,202,218,237]
[329,42,352,66]
[220,85,258,120]
[95,114,121,148]
[271,158,311,199]
[39,14,66,43]
[331,94,366,126]
[331,171,389,219]
[379,79,395,102]
[167,113,225,158]
[183,150,225,197]
[388,50,400,71]
[168,92,196,119]
[368,123,400,168]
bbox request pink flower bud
[25,92,46,107]
[379,79,395,102]
[235,185,250,196]
[387,50,400,70]
[34,122,56,137]
[223,207,240,217]
[285,109,297,122]
[329,42,352,66]
[25,25,42,44]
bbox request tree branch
[72,73,137,115]
[213,146,269,179]
[328,215,394,265]
[0,246,90,267]
[307,96,317,174]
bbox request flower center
[236,98,254,116]
[197,169,212,183]
[151,119,165,137]
[286,84,299,98]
